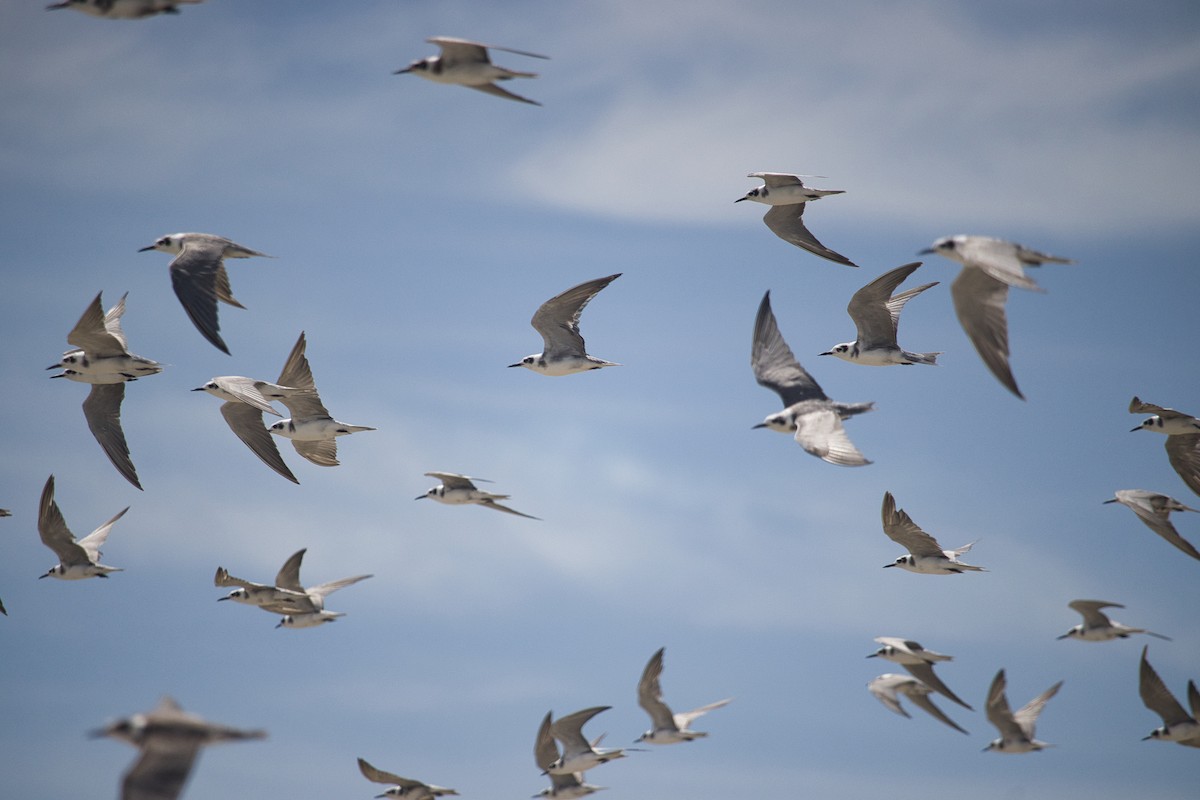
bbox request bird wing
[83,383,143,490]
[213,567,267,591]
[467,82,541,105]
[213,377,279,415]
[426,472,481,490]
[551,706,609,755]
[792,403,870,467]
[530,274,620,359]
[37,475,89,566]
[954,238,1048,291]
[66,292,128,356]
[902,683,969,734]
[219,402,298,484]
[904,661,972,711]
[305,573,373,603]
[748,172,809,189]
[275,333,328,418]
[1165,434,1200,499]
[271,549,307,592]
[950,266,1023,399]
[121,742,203,800]
[846,262,923,347]
[637,647,677,730]
[168,239,231,354]
[292,438,339,467]
[867,675,911,718]
[75,506,129,563]
[985,669,1023,738]
[1067,599,1119,628]
[357,757,425,789]
[674,697,732,729]
[212,263,244,309]
[761,204,857,267]
[429,36,549,61]
[1140,646,1191,725]
[480,499,540,519]
[1122,491,1200,561]
[1012,680,1063,738]
[751,291,827,407]
[880,491,945,556]
[534,711,560,771]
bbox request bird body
[47,0,203,18]
[1057,600,1170,642]
[358,758,458,800]
[215,548,371,621]
[984,669,1063,753]
[636,647,731,744]
[1105,488,1200,562]
[396,36,549,105]
[417,472,539,519]
[737,173,857,266]
[821,262,940,366]
[880,491,984,574]
[868,637,972,710]
[1139,646,1200,747]
[510,274,621,375]
[867,674,968,734]
[546,706,625,775]
[534,712,606,800]
[37,475,127,580]
[194,374,305,484]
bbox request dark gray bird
[92,696,265,800]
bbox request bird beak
[882,563,896,568]
[1102,498,1118,504]
[217,596,230,602]
[507,362,522,368]
[751,423,767,429]
[818,351,832,356]
[46,364,61,370]
[275,619,286,628]
[137,245,156,252]
[1055,633,1069,640]
[865,653,878,658]
[393,66,414,75]
[734,196,747,203]
[917,248,935,255]
[191,387,206,392]
[1129,426,1143,433]
[38,572,51,579]
[414,495,426,501]
[1141,734,1153,741]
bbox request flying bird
[867,674,968,735]
[92,696,264,800]
[139,232,272,354]
[635,647,731,744]
[1104,489,1200,562]
[868,637,972,711]
[37,475,127,580]
[1139,646,1200,747]
[51,292,163,490]
[736,173,857,266]
[545,706,626,775]
[395,36,549,105]
[880,491,985,574]
[215,547,372,622]
[265,332,376,467]
[416,472,539,519]
[46,0,203,18]
[983,669,1063,753]
[510,274,621,375]
[1057,600,1170,643]
[820,262,941,366]
[752,291,874,466]
[1128,397,1200,498]
[533,712,606,800]
[357,757,458,800]
[920,235,1072,399]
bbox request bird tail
[904,350,942,365]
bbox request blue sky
[2,1,1199,797]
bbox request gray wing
[76,506,129,563]
[1067,600,1120,628]
[292,438,339,467]
[551,706,609,754]
[467,82,541,105]
[480,499,541,519]
[950,266,1023,399]
[273,549,307,592]
[429,36,549,61]
[275,332,329,418]
[219,403,297,484]
[791,403,870,467]
[904,661,972,711]
[67,292,128,357]
[213,567,267,591]
[357,758,426,790]
[637,647,677,730]
[1121,492,1200,561]
[847,263,924,347]
[212,264,244,309]
[748,172,809,189]
[985,669,1023,738]
[752,291,827,407]
[867,675,912,718]
[530,274,620,359]
[212,377,279,415]
[1128,397,1195,419]
[955,237,1063,291]
[1140,646,1191,725]
[534,711,560,771]
[83,383,142,490]
[1165,434,1200,499]
[903,685,969,734]
[168,240,232,354]
[425,472,481,490]
[37,475,89,566]
[1013,680,1063,737]
[120,743,202,800]
[880,491,945,556]
[305,573,373,602]
[761,204,857,267]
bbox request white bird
[880,491,985,574]
[736,173,857,266]
[1057,600,1171,643]
[820,262,941,366]
[138,232,272,354]
[510,274,621,375]
[1139,646,1200,747]
[533,712,606,800]
[545,706,626,775]
[752,291,874,466]
[46,0,203,18]
[266,332,376,466]
[52,293,163,490]
[215,547,372,620]
[920,235,1072,400]
[92,696,264,800]
[1128,397,1200,499]
[1104,488,1200,562]
[394,36,549,105]
[868,637,972,710]
[867,674,968,735]
[416,472,539,519]
[276,610,344,628]
[192,347,315,484]
[357,757,459,800]
[37,475,127,580]
[635,647,731,744]
[983,669,1063,753]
